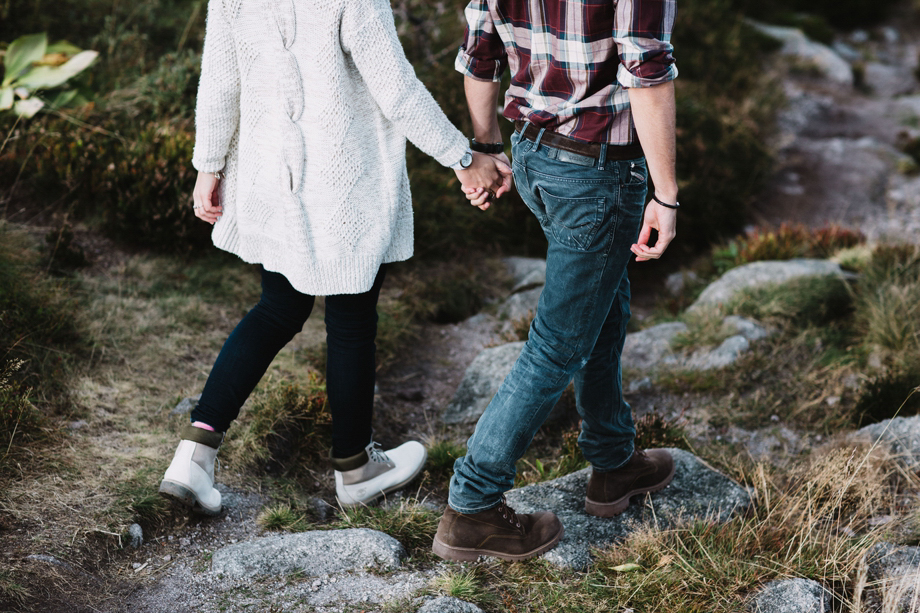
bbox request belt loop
[598,143,607,170]
[533,128,546,152]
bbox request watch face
[461,151,473,168]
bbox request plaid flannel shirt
[456,0,678,145]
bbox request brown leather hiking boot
[585,448,675,517]
[432,497,564,562]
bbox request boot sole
[584,461,677,518]
[159,480,221,516]
[432,524,564,562]
[335,450,429,508]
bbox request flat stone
[621,322,687,371]
[859,542,920,613]
[503,257,547,292]
[171,395,201,416]
[444,342,569,425]
[749,22,853,85]
[504,448,751,570]
[210,528,406,578]
[498,287,542,323]
[689,260,846,311]
[851,416,920,470]
[417,597,485,613]
[748,578,833,613]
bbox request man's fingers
[635,222,653,248]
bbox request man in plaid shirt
[433,0,680,562]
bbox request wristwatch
[451,148,474,170]
[471,139,504,154]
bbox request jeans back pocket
[537,185,606,251]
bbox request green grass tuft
[333,497,440,559]
[223,376,331,476]
[256,503,313,533]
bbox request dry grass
[459,443,916,612]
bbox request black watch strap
[471,139,504,154]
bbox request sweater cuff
[192,155,226,174]
[437,134,472,169]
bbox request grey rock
[503,257,547,292]
[128,523,144,548]
[444,342,568,424]
[499,287,542,322]
[210,528,406,578]
[859,542,920,613]
[864,62,918,98]
[723,315,771,342]
[68,419,88,430]
[851,416,920,470]
[623,317,769,373]
[171,395,201,416]
[832,41,862,62]
[685,335,750,371]
[622,322,687,371]
[725,426,803,460]
[749,22,853,85]
[504,448,750,570]
[748,578,832,613]
[689,259,846,312]
[445,342,525,424]
[665,270,700,296]
[418,597,485,613]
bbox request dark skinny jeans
[190,265,387,459]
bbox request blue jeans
[448,129,647,513]
[191,266,386,458]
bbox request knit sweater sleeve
[341,0,469,169]
[192,0,241,173]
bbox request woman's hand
[455,152,512,211]
[193,171,223,224]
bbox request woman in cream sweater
[159,0,510,514]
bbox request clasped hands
[454,152,513,211]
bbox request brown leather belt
[514,120,643,161]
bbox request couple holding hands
[159,0,680,561]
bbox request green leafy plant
[1,33,96,117]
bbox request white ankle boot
[332,441,427,507]
[159,425,223,515]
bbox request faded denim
[449,128,647,513]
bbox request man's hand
[630,202,676,261]
[192,171,223,225]
[455,152,512,211]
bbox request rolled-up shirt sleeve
[614,0,678,88]
[455,0,507,82]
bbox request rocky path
[751,17,920,242]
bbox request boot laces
[498,496,522,530]
[367,442,390,464]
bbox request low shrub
[256,503,313,532]
[0,225,81,418]
[853,368,920,428]
[711,223,865,275]
[425,439,465,484]
[222,377,331,475]
[854,244,920,366]
[634,411,690,451]
[730,275,854,328]
[334,497,440,559]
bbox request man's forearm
[465,76,503,143]
[628,81,677,203]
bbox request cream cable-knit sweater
[192,0,469,295]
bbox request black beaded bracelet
[471,139,505,154]
[652,195,680,209]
